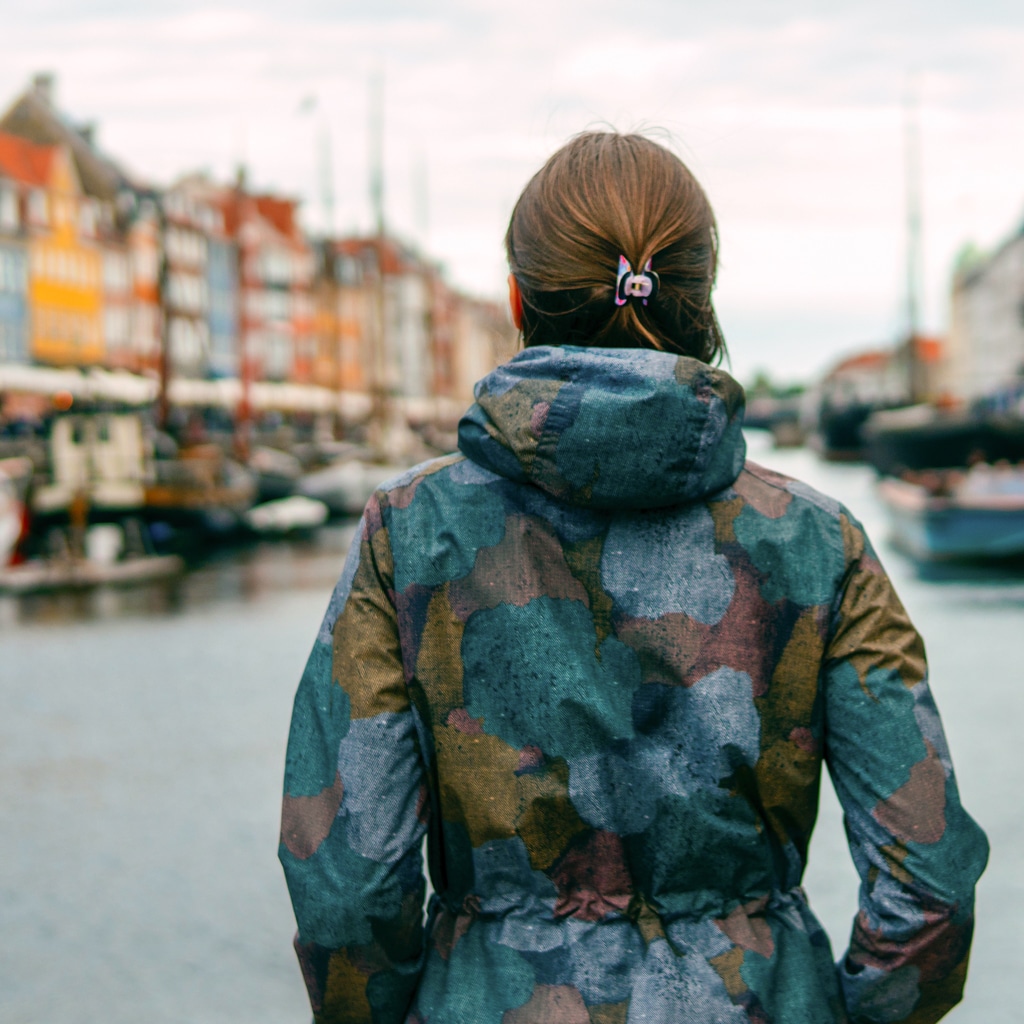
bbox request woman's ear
[507,273,523,330]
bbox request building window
[0,187,17,232]
[80,200,97,237]
[28,190,48,226]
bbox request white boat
[0,457,32,567]
[244,495,329,535]
[0,552,184,595]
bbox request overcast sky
[2,1,1023,384]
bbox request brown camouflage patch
[478,380,563,477]
[503,984,590,1024]
[563,535,615,650]
[733,468,792,520]
[321,951,372,1022]
[516,759,588,871]
[709,945,747,999]
[828,559,927,691]
[281,774,344,861]
[415,586,465,726]
[331,538,408,720]
[710,495,743,545]
[873,740,947,845]
[449,515,590,621]
[715,896,775,958]
[615,612,709,686]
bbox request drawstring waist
[430,885,811,927]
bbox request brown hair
[505,131,726,364]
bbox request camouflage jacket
[280,346,988,1024]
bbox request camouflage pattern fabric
[280,345,988,1024]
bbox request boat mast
[156,197,171,431]
[903,78,925,401]
[368,69,390,456]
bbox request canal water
[1,431,1018,1023]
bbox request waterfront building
[945,227,1024,401]
[253,194,315,384]
[310,242,341,392]
[310,240,371,396]
[0,74,128,211]
[166,175,239,382]
[335,235,436,404]
[100,231,132,371]
[125,199,162,376]
[207,235,238,380]
[1,74,137,373]
[0,166,28,364]
[204,176,315,387]
[318,235,516,411]
[160,182,216,379]
[450,294,517,403]
[0,131,104,367]
[329,240,374,395]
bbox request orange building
[0,131,103,366]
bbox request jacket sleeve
[822,517,988,1024]
[279,497,429,1024]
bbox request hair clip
[615,255,659,307]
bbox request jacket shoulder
[736,460,845,521]
[722,461,865,606]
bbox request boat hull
[878,477,1024,561]
[0,554,185,595]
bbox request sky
[2,0,1023,385]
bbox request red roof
[254,195,300,239]
[0,130,56,187]
[831,350,890,375]
[913,336,944,363]
[333,235,422,275]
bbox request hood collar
[458,346,746,509]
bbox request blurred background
[1,2,1022,1022]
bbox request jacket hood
[458,345,747,509]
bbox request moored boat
[0,550,184,595]
[297,455,409,517]
[244,495,329,535]
[877,464,1024,562]
[863,404,1024,476]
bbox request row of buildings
[0,74,515,426]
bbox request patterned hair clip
[614,255,660,307]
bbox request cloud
[1,2,1022,381]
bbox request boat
[244,495,328,535]
[863,403,1024,477]
[2,455,184,593]
[297,454,408,517]
[0,548,184,595]
[877,463,1024,561]
[144,442,257,536]
[248,445,303,503]
[0,456,33,566]
[814,397,894,462]
[31,411,149,523]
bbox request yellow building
[0,131,104,366]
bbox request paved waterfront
[1,435,1018,1022]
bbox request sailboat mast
[903,78,925,402]
[369,70,385,240]
[368,69,389,454]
